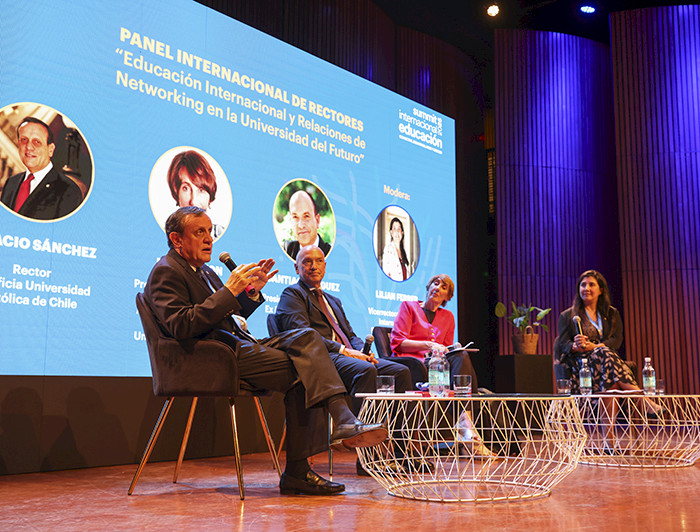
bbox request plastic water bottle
[428,349,449,396]
[642,357,656,395]
[440,352,451,393]
[579,358,592,395]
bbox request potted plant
[494,302,551,355]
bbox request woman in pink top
[390,274,495,458]
[390,274,477,388]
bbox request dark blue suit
[276,280,412,414]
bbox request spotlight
[487,4,499,17]
[580,5,595,14]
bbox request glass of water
[453,374,472,397]
[556,379,571,395]
[376,375,395,394]
[656,378,665,395]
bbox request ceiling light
[580,5,595,14]
[487,4,499,17]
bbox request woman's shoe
[455,412,499,458]
[471,438,499,459]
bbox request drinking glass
[453,374,472,397]
[376,375,395,394]
[556,379,571,395]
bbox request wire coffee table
[356,393,586,502]
[574,393,700,468]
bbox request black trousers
[211,327,346,461]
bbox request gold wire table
[574,393,700,468]
[356,393,586,502]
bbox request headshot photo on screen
[373,205,419,281]
[149,146,232,239]
[0,102,93,221]
[273,179,336,261]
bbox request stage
[1,448,697,530]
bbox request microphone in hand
[362,334,374,355]
[572,315,584,336]
[219,252,237,271]
[219,252,258,297]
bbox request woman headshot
[390,273,495,457]
[382,217,411,281]
[166,150,224,238]
[149,146,232,240]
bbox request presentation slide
[0,0,456,376]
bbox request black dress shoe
[329,421,388,448]
[406,458,435,474]
[279,470,345,495]
[356,458,371,476]
[647,407,666,420]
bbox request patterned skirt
[568,346,638,393]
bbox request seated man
[276,244,412,474]
[143,206,387,495]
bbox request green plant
[495,302,551,334]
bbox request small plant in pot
[494,302,551,355]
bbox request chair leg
[253,397,282,478]
[173,397,198,484]
[276,421,287,461]
[229,398,246,500]
[328,413,334,480]
[128,397,175,495]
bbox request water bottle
[428,349,448,396]
[440,351,451,394]
[642,357,656,395]
[579,358,592,395]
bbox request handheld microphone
[362,334,374,355]
[573,315,584,336]
[219,252,257,297]
[219,252,237,271]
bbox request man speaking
[143,206,387,495]
[1,117,83,220]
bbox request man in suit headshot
[283,190,332,259]
[0,117,83,220]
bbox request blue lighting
[580,5,595,14]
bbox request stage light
[580,5,596,14]
[487,4,499,17]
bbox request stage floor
[1,448,698,530]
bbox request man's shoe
[356,458,371,476]
[329,421,388,448]
[406,458,435,474]
[279,470,345,495]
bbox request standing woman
[381,217,411,281]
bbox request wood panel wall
[494,29,619,357]
[611,6,700,394]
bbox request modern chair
[372,326,428,386]
[129,293,281,499]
